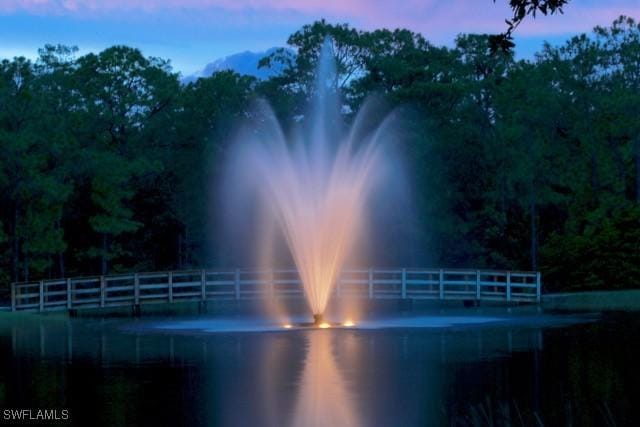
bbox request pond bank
[542,289,640,311]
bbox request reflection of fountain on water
[290,331,359,427]
[224,39,401,323]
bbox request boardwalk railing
[11,268,541,312]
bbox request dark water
[0,309,638,426]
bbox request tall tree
[72,46,179,274]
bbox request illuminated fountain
[225,40,399,325]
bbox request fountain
[225,39,400,325]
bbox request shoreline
[542,289,640,311]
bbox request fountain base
[281,314,355,330]
[313,314,324,326]
[282,318,353,330]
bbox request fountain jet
[225,39,400,322]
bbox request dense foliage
[1,17,639,292]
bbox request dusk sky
[1,0,638,76]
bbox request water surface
[0,309,637,426]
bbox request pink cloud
[0,0,637,38]
[0,0,375,14]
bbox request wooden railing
[10,268,541,312]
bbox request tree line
[1,16,638,291]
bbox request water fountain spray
[226,39,398,324]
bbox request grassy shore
[542,289,640,311]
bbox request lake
[0,308,637,426]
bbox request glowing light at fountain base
[281,318,356,330]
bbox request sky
[0,0,638,76]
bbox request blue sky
[0,1,638,76]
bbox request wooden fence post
[39,281,44,312]
[368,269,374,299]
[536,272,541,303]
[134,273,140,305]
[201,270,206,301]
[100,276,106,308]
[67,278,72,309]
[269,270,274,299]
[439,269,444,300]
[401,268,407,299]
[10,283,16,312]
[506,271,512,302]
[476,270,481,300]
[169,272,174,303]
[235,269,240,300]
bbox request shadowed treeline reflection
[0,313,637,426]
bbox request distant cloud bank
[1,0,638,38]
